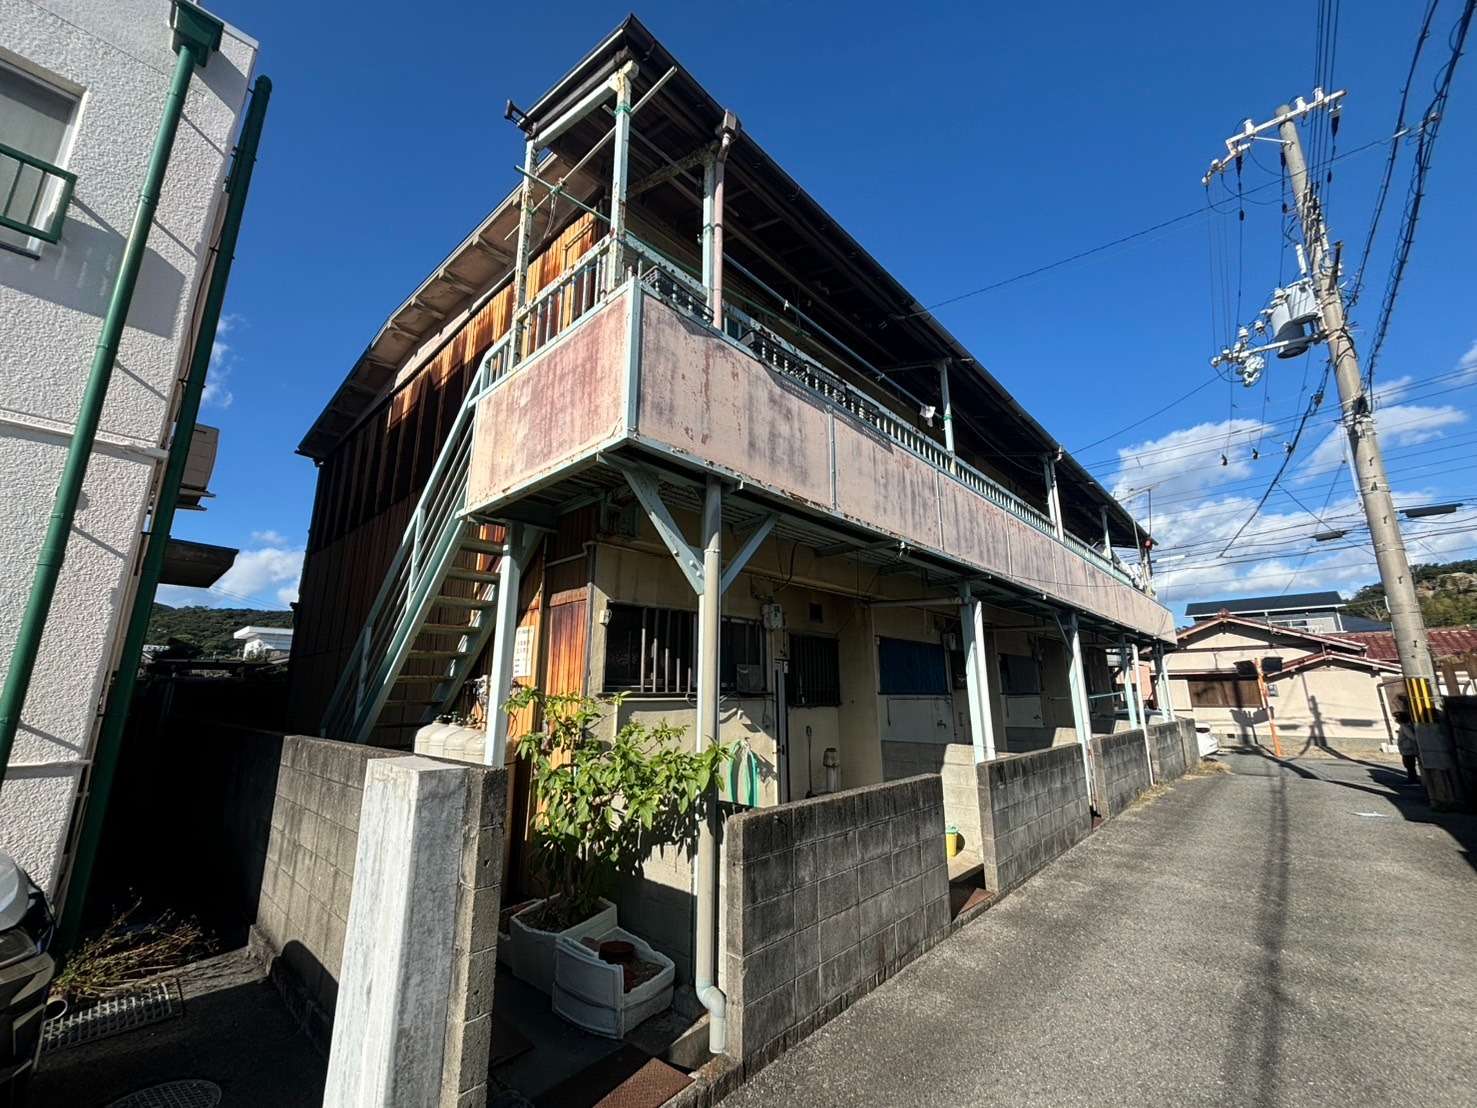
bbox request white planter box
[552,925,675,1039]
[497,898,543,970]
[508,897,617,995]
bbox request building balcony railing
[618,236,1141,592]
[0,141,76,245]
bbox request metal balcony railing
[0,141,76,245]
[621,236,1141,591]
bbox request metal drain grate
[107,1079,221,1108]
[41,979,183,1053]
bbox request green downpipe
[55,77,272,953]
[0,18,220,785]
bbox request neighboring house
[1183,591,1389,635]
[1339,627,1477,697]
[1165,616,1401,751]
[286,17,1176,983]
[234,625,293,661]
[0,1,256,895]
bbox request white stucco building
[0,0,257,894]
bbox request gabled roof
[1339,627,1477,662]
[1270,652,1401,678]
[1184,591,1344,617]
[1174,615,1366,655]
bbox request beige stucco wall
[1168,626,1396,751]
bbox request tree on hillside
[147,604,293,658]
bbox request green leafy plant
[507,687,735,932]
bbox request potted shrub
[503,689,733,998]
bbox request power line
[1364,0,1477,389]
[895,131,1400,322]
[1348,0,1442,307]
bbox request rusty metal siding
[466,289,631,513]
[636,295,832,507]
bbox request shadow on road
[1226,744,1477,876]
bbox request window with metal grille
[603,604,763,694]
[877,637,949,696]
[0,60,78,250]
[789,634,841,707]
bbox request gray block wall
[251,734,506,1076]
[1090,730,1153,818]
[880,741,983,859]
[722,775,951,1064]
[1447,697,1477,804]
[1147,720,1191,783]
[975,744,1092,894]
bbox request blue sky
[161,0,1477,617]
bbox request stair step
[431,596,496,609]
[445,567,499,583]
[407,648,470,659]
[384,698,439,708]
[421,621,479,633]
[461,538,503,554]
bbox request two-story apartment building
[287,17,1176,990]
[0,0,257,897]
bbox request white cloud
[1296,373,1469,477]
[251,529,287,545]
[202,313,240,409]
[155,534,303,610]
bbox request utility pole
[1205,92,1458,805]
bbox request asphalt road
[723,751,1477,1108]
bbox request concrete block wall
[880,741,983,859]
[325,756,506,1108]
[1090,730,1153,818]
[1442,697,1477,805]
[1146,720,1192,784]
[722,775,951,1064]
[252,736,402,1048]
[251,734,506,1075]
[975,744,1091,894]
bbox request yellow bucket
[945,826,962,857]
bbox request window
[789,634,840,707]
[602,604,763,694]
[722,617,766,692]
[1187,678,1260,708]
[0,59,77,250]
[877,637,949,696]
[998,653,1042,697]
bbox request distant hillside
[1346,559,1477,627]
[148,604,293,658]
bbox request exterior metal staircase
[320,336,513,745]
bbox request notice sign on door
[512,625,535,679]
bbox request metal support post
[1043,451,1064,540]
[484,524,527,768]
[1120,637,1141,731]
[958,584,996,762]
[608,62,636,275]
[1100,507,1112,555]
[1154,645,1176,721]
[1130,641,1147,724]
[1061,612,1095,799]
[693,478,727,1053]
[510,139,538,362]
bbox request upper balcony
[463,236,1175,642]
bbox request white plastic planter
[508,897,617,995]
[552,925,675,1039]
[497,898,543,970]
